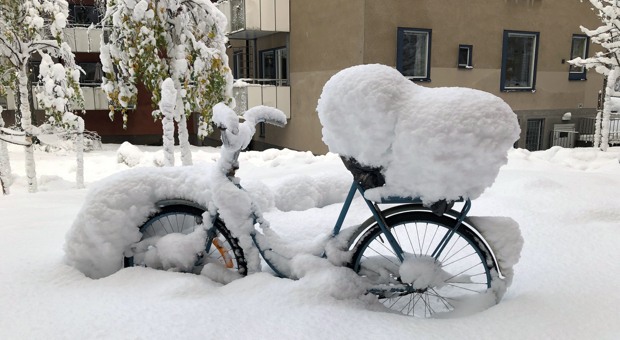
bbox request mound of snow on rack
[317,64,520,204]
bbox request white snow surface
[317,64,520,204]
[1,143,620,338]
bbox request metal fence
[549,130,578,148]
[577,117,620,145]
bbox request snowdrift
[317,64,520,204]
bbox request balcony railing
[1,87,109,111]
[233,79,290,118]
[218,0,290,39]
[63,27,103,53]
[578,116,620,146]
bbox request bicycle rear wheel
[350,211,498,318]
[125,205,247,276]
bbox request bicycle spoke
[442,251,477,268]
[424,226,440,256]
[403,224,415,255]
[444,261,483,282]
[441,242,470,264]
[352,211,496,318]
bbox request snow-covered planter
[317,64,520,204]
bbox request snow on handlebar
[212,103,287,176]
[212,103,287,151]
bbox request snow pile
[317,64,520,204]
[511,146,620,171]
[132,228,208,272]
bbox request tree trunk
[75,117,85,189]
[0,111,11,195]
[160,78,176,167]
[18,66,37,192]
[0,140,10,195]
[174,80,192,166]
[601,68,618,151]
[176,112,192,166]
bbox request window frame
[569,34,589,81]
[232,50,244,79]
[500,30,540,92]
[397,27,432,81]
[458,44,473,69]
[259,46,288,85]
[77,62,103,86]
[525,118,545,151]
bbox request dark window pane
[69,5,102,26]
[525,119,544,151]
[504,34,536,88]
[402,31,428,78]
[261,50,276,79]
[569,36,587,74]
[458,46,470,67]
[78,63,103,85]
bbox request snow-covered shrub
[116,141,144,167]
[317,64,520,205]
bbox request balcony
[63,27,103,53]
[219,0,290,39]
[1,87,109,111]
[233,80,290,119]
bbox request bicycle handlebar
[212,103,287,176]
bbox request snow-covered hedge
[317,64,520,204]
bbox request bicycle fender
[154,199,208,212]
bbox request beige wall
[260,0,366,153]
[253,0,604,153]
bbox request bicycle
[118,103,522,318]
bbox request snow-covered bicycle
[66,64,522,318]
[115,102,522,318]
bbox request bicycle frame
[330,182,472,263]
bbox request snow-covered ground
[1,143,619,339]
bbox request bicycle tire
[349,211,499,318]
[125,205,247,276]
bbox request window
[458,45,473,69]
[68,5,102,26]
[397,28,431,81]
[29,62,41,83]
[232,51,244,79]
[259,47,288,85]
[78,63,103,86]
[501,30,539,91]
[525,118,544,151]
[569,35,588,80]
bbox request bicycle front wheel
[125,205,247,276]
[350,211,498,318]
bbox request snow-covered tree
[570,0,620,150]
[101,0,233,166]
[0,0,84,192]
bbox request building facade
[221,0,604,153]
[0,0,605,152]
